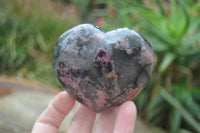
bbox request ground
[0,76,165,133]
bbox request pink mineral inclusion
[77,90,93,108]
[127,86,143,100]
[65,42,79,55]
[126,49,132,55]
[73,27,81,33]
[95,48,112,63]
[95,91,107,107]
[119,39,130,49]
[139,48,154,66]
[80,36,90,42]
[61,76,72,86]
[61,76,80,89]
[114,42,120,49]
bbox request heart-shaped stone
[53,24,154,112]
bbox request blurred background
[0,0,200,133]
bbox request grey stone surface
[0,91,76,133]
[53,24,154,112]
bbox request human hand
[32,91,137,133]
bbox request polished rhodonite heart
[53,24,154,112]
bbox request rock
[53,24,154,112]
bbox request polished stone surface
[53,24,154,112]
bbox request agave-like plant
[104,0,200,132]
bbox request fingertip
[95,106,119,133]
[55,91,72,100]
[55,91,75,104]
[51,91,75,114]
[113,101,137,133]
[120,101,137,117]
[67,104,96,133]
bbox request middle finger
[67,103,96,133]
[94,107,119,133]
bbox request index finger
[32,91,75,133]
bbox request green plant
[105,0,200,132]
[0,0,79,86]
[72,0,108,23]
